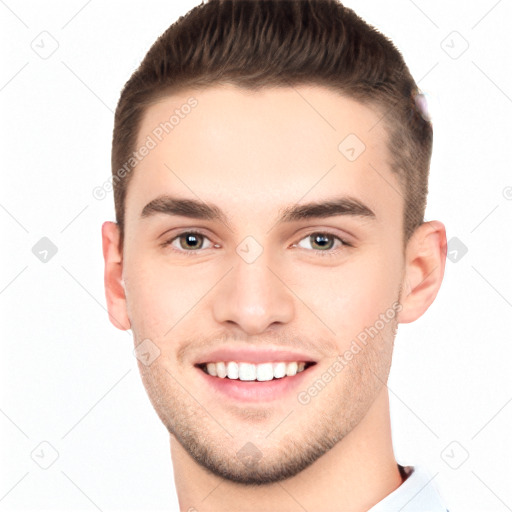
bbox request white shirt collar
[368,465,449,512]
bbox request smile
[197,361,316,381]
[194,360,318,402]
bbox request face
[119,84,406,484]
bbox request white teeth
[226,361,238,379]
[206,362,217,377]
[216,362,227,378]
[239,362,256,381]
[256,363,274,382]
[203,361,311,380]
[286,361,298,377]
[274,363,286,379]
[273,362,287,379]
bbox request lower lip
[195,365,315,403]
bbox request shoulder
[368,465,449,512]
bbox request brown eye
[178,232,204,250]
[296,231,350,256]
[162,230,215,255]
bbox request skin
[102,84,447,512]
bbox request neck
[170,387,403,512]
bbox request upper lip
[193,346,318,365]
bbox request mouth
[193,360,318,403]
[195,360,317,381]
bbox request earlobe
[397,220,447,324]
[101,221,131,331]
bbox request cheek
[123,255,214,337]
[301,249,402,343]
[123,259,173,337]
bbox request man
[102,0,448,510]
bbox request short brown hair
[111,0,432,250]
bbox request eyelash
[160,230,353,258]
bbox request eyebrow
[140,194,376,228]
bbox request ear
[101,221,131,330]
[397,220,447,324]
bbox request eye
[295,231,351,256]
[161,230,216,255]
[161,230,352,257]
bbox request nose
[212,249,295,335]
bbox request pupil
[312,233,332,250]
[182,233,201,250]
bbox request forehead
[125,84,399,229]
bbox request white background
[1,0,511,510]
